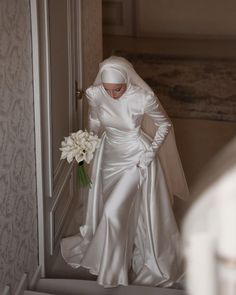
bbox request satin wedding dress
[61,80,188,287]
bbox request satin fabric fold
[61,127,183,287]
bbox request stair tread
[36,278,186,295]
[24,291,55,295]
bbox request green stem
[77,162,91,188]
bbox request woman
[61,56,189,288]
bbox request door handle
[76,89,84,100]
[75,80,84,111]
[75,80,84,100]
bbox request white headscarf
[101,67,127,84]
[94,56,151,91]
[93,56,189,201]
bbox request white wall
[136,0,236,38]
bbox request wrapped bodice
[86,84,172,152]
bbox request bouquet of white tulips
[59,130,100,187]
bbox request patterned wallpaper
[0,0,38,293]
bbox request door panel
[50,173,73,255]
[46,0,78,263]
[49,0,70,174]
[35,0,82,273]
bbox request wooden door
[31,0,83,275]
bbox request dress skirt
[61,127,183,287]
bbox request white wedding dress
[61,81,189,287]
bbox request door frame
[103,0,135,36]
[30,0,83,277]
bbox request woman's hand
[138,148,156,168]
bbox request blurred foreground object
[183,137,236,295]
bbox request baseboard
[135,32,236,41]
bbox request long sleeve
[144,93,172,152]
[86,88,101,135]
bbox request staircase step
[24,291,55,295]
[36,278,186,295]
